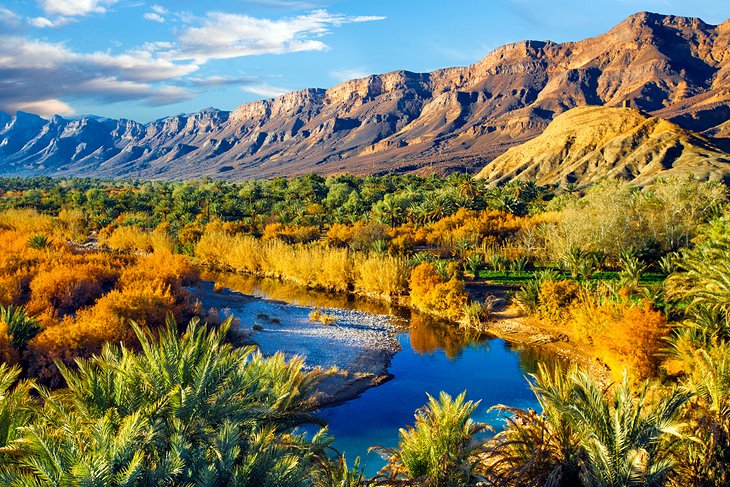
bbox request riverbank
[467,280,613,385]
[189,281,402,407]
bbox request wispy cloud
[4,99,75,118]
[28,16,74,28]
[188,75,260,87]
[243,83,291,98]
[39,0,118,17]
[0,35,199,116]
[0,7,385,116]
[155,10,386,63]
[143,4,168,23]
[242,0,329,8]
[0,7,21,29]
[143,12,165,23]
[330,67,371,82]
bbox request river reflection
[201,269,492,358]
[201,270,548,475]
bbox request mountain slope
[475,106,730,186]
[1,11,729,180]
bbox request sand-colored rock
[1,12,729,180]
[475,106,730,186]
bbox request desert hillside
[475,106,730,186]
[0,12,729,180]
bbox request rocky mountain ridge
[1,11,729,181]
[475,106,730,186]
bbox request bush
[537,279,581,318]
[354,254,409,299]
[570,301,668,379]
[409,262,469,321]
[28,263,118,313]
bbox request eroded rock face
[0,12,728,180]
[475,106,730,187]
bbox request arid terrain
[1,12,729,184]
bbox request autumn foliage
[409,262,468,321]
[0,211,200,386]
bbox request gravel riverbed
[189,281,402,406]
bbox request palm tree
[672,342,730,486]
[0,305,41,352]
[0,364,37,457]
[484,365,688,487]
[3,317,336,486]
[371,391,489,486]
[484,364,583,486]
[567,371,687,487]
[665,217,730,322]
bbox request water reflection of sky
[314,334,541,475]
[204,271,546,476]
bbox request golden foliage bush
[0,209,55,234]
[326,223,356,247]
[263,223,320,243]
[569,300,668,379]
[0,220,201,387]
[103,225,174,254]
[27,262,119,313]
[409,262,468,321]
[26,271,194,386]
[197,230,406,298]
[537,279,581,318]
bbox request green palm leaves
[0,305,41,351]
[0,317,333,486]
[371,391,489,486]
[485,365,688,487]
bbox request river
[200,271,545,475]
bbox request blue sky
[1,0,729,122]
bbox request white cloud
[39,0,118,17]
[159,10,385,63]
[243,84,290,98]
[5,99,75,118]
[143,12,165,23]
[0,35,199,115]
[28,16,73,28]
[0,7,20,29]
[1,8,385,116]
[330,67,371,82]
[188,75,259,87]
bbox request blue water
[316,332,541,475]
[202,272,545,476]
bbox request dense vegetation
[0,174,727,485]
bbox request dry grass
[196,231,408,300]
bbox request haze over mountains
[1,11,729,184]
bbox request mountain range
[1,11,729,184]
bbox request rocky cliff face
[1,12,729,180]
[475,106,730,186]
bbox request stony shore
[189,281,402,407]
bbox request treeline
[1,175,728,381]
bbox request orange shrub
[119,251,198,300]
[27,262,119,313]
[326,223,356,247]
[26,282,182,386]
[569,300,668,379]
[538,279,581,318]
[263,223,320,243]
[409,262,468,321]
